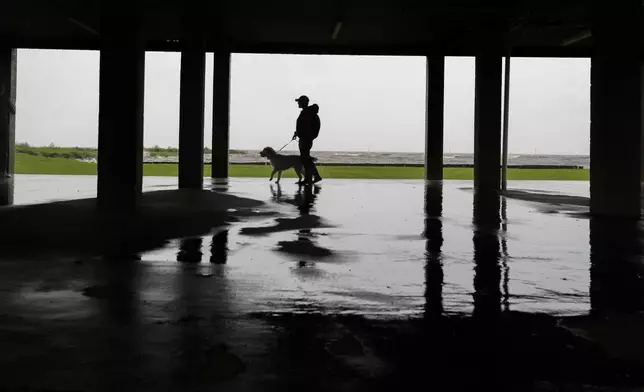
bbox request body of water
[141,151,591,168]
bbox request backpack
[310,104,321,140]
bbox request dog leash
[276,139,294,153]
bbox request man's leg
[299,140,314,183]
[309,141,322,183]
[311,156,322,183]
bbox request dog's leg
[295,166,303,184]
[276,171,282,184]
[269,168,277,182]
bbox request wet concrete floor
[2,175,644,391]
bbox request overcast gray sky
[15,50,590,154]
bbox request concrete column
[178,23,206,189]
[0,47,16,205]
[425,57,445,181]
[590,1,642,218]
[474,56,502,191]
[97,1,144,211]
[501,56,511,191]
[211,53,231,179]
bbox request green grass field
[13,152,590,180]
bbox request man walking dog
[293,95,322,185]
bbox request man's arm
[293,111,303,140]
[8,101,15,115]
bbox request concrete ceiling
[0,1,595,56]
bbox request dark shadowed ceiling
[0,1,597,56]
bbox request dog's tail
[311,156,318,162]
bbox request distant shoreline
[189,161,583,169]
[14,152,590,181]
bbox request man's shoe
[313,176,323,184]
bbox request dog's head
[260,147,276,158]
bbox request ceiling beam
[561,29,591,46]
[11,35,594,58]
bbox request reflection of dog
[260,147,317,184]
[270,183,283,202]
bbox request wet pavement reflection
[147,178,616,317]
[1,176,604,316]
[3,177,644,389]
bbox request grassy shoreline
[13,152,590,180]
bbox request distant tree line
[14,143,236,160]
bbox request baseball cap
[295,95,309,103]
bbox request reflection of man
[292,95,322,185]
[295,184,319,216]
[295,184,320,245]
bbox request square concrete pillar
[211,53,231,179]
[0,47,16,206]
[590,1,642,219]
[474,55,502,191]
[425,56,445,182]
[178,22,206,189]
[97,2,145,211]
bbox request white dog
[260,147,317,184]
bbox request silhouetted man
[293,95,322,185]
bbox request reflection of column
[210,230,228,264]
[94,260,142,389]
[590,218,644,315]
[177,237,203,263]
[210,177,229,192]
[175,240,205,385]
[472,190,501,318]
[500,197,510,311]
[172,234,241,387]
[424,183,444,318]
